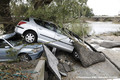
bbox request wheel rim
[19,54,30,62]
[25,33,35,43]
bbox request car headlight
[32,47,41,53]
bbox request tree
[0,0,94,33]
[0,0,53,33]
[0,0,11,21]
[0,0,13,32]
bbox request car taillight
[18,21,26,25]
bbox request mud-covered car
[0,33,43,62]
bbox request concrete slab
[32,60,45,80]
[101,49,120,70]
[89,37,120,71]
[79,36,120,80]
[56,52,120,80]
[43,45,61,80]
[65,60,120,80]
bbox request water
[88,21,120,35]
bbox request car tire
[19,54,31,62]
[24,31,37,43]
[72,49,80,61]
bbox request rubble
[43,45,61,80]
[1,31,120,80]
[100,41,120,48]
[73,42,105,67]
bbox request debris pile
[74,42,105,67]
[64,29,106,67]
[43,45,74,80]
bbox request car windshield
[8,40,24,46]
[0,39,24,47]
[0,39,13,48]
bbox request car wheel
[72,50,80,60]
[19,54,31,62]
[24,31,37,43]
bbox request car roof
[30,17,55,25]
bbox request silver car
[0,33,43,62]
[15,18,74,53]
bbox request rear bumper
[15,26,24,35]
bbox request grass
[66,19,91,37]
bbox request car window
[0,39,10,48]
[56,28,62,34]
[9,40,24,46]
[34,19,44,26]
[24,18,29,21]
[44,22,55,31]
[54,26,63,34]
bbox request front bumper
[28,48,43,60]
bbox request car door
[0,39,12,60]
[34,19,56,43]
[54,28,74,52]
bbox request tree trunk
[0,0,14,33]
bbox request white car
[15,18,80,59]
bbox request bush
[66,19,90,37]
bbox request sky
[87,0,120,16]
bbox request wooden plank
[43,45,61,80]
[32,60,45,80]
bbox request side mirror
[5,46,10,49]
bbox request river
[87,21,120,35]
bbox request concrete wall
[32,60,45,80]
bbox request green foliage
[69,23,90,36]
[10,0,30,22]
[6,48,19,61]
[8,0,94,34]
[10,0,94,23]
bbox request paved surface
[56,51,120,80]
[56,35,120,80]
[89,35,120,72]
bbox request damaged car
[15,18,90,59]
[0,33,43,62]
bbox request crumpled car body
[0,33,43,62]
[15,18,74,53]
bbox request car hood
[0,32,16,39]
[14,44,24,50]
[24,44,43,48]
[15,44,43,50]
[16,44,43,54]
